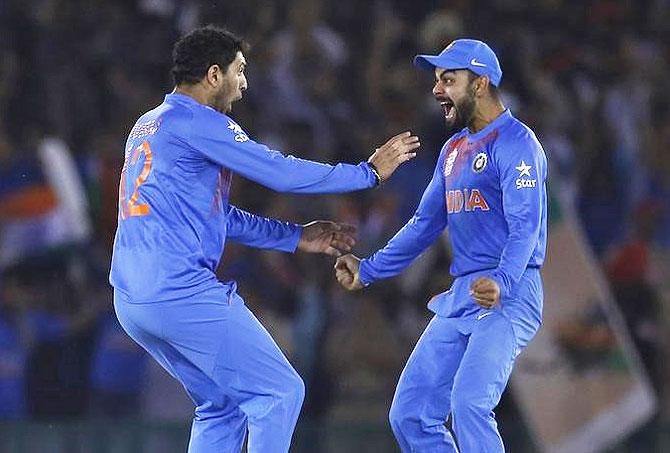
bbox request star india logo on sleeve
[515,160,537,189]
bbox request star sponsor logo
[515,160,532,177]
[472,152,487,173]
[515,160,536,189]
[228,120,249,143]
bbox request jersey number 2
[119,141,153,219]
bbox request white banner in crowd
[511,205,656,453]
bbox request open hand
[367,131,420,182]
[297,221,356,257]
[469,277,501,309]
[334,254,364,290]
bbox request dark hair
[171,26,248,85]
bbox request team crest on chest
[472,152,487,173]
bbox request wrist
[366,161,382,186]
[489,270,510,298]
[358,259,374,287]
[292,224,305,253]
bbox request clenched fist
[334,254,364,291]
[469,277,500,309]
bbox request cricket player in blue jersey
[335,39,548,452]
[109,26,419,453]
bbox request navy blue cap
[414,39,503,86]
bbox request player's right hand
[334,254,364,291]
[469,277,501,309]
[367,131,420,183]
[298,221,356,257]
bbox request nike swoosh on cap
[470,58,487,67]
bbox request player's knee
[451,387,490,418]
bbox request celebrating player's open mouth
[440,99,456,121]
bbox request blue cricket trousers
[114,288,304,453]
[389,268,542,452]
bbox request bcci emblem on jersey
[472,152,487,173]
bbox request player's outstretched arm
[297,221,356,257]
[333,147,448,291]
[334,254,363,291]
[189,112,419,194]
[226,206,355,256]
[356,146,449,286]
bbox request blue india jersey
[360,110,547,300]
[110,93,378,302]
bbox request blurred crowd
[1,0,669,448]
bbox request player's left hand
[298,221,356,257]
[469,277,501,309]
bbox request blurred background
[0,0,669,451]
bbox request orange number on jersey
[119,141,153,219]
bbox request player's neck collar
[468,109,512,141]
[166,92,199,105]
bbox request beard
[211,86,234,114]
[447,89,476,132]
